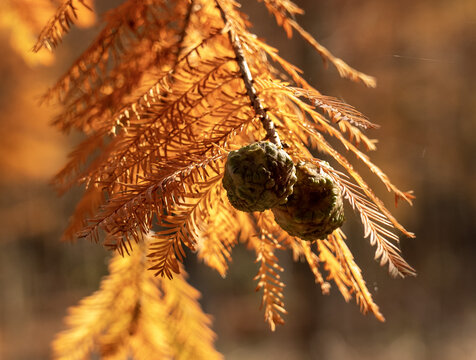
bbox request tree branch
[215,0,282,147]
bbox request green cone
[272,161,345,240]
[222,142,297,212]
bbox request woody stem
[215,0,282,147]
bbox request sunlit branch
[215,0,282,147]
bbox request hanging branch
[42,0,416,338]
[215,0,282,147]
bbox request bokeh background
[0,0,474,359]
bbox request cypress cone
[222,141,297,212]
[272,161,345,240]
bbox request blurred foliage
[0,0,95,66]
[0,0,475,359]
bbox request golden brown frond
[159,263,223,360]
[33,0,94,52]
[321,230,385,321]
[108,153,230,278]
[249,213,287,331]
[256,0,376,87]
[290,20,377,87]
[147,234,182,279]
[52,235,222,360]
[256,79,379,150]
[328,171,417,277]
[196,186,242,277]
[290,88,379,130]
[42,1,185,109]
[148,173,223,278]
[78,153,225,245]
[52,1,202,135]
[257,0,304,38]
[0,0,79,66]
[316,237,353,302]
[297,240,331,294]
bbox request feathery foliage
[39,0,416,351]
[0,0,94,66]
[53,234,221,359]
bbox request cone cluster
[223,142,345,241]
[222,141,297,212]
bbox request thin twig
[215,0,282,147]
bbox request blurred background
[0,0,474,359]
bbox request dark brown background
[1,0,475,358]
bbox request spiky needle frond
[33,0,94,52]
[42,0,415,344]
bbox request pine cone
[272,161,345,240]
[222,141,297,212]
